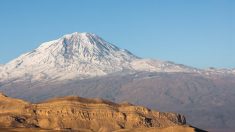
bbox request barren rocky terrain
[1,72,234,131]
[0,32,233,131]
[0,92,205,132]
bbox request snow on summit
[0,32,206,82]
[32,32,137,66]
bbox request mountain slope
[1,72,234,130]
[0,32,203,82]
[0,32,138,81]
[0,65,3,73]
[0,32,234,131]
[0,92,205,132]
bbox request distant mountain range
[0,32,234,131]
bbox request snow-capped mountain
[0,32,232,82]
[203,67,235,76]
[0,64,3,72]
[0,32,235,131]
[0,32,137,81]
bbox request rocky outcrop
[0,93,200,131]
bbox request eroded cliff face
[0,93,187,131]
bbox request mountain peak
[65,32,93,36]
[62,32,96,40]
[58,32,120,57]
[32,32,137,63]
[2,32,224,82]
[1,32,139,80]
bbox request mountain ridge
[0,32,211,82]
[0,92,205,132]
[0,32,234,131]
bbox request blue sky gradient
[0,0,234,68]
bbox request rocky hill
[0,93,204,132]
[0,32,233,131]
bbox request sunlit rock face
[0,32,233,131]
[0,93,190,131]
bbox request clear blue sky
[0,0,234,68]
